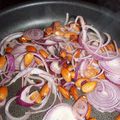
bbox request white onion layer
[43,103,76,120]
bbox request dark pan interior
[0,1,120,120]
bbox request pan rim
[0,1,120,21]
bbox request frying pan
[0,1,120,120]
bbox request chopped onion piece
[16,86,35,107]
[99,57,120,75]
[106,72,120,85]
[87,80,120,112]
[72,97,88,119]
[0,32,23,55]
[0,99,6,108]
[24,29,43,40]
[50,61,61,74]
[43,103,77,120]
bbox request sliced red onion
[72,97,88,120]
[105,72,120,85]
[115,104,120,112]
[87,80,120,112]
[0,54,15,85]
[45,39,60,56]
[64,13,69,25]
[51,37,65,43]
[63,82,74,88]
[0,99,6,108]
[16,97,34,107]
[99,56,120,75]
[12,45,27,56]
[46,57,60,62]
[74,63,81,81]
[47,46,56,56]
[29,69,57,113]
[57,92,64,103]
[43,103,77,120]
[81,25,118,60]
[14,53,25,70]
[45,39,56,45]
[16,78,45,107]
[24,68,55,90]
[87,32,100,46]
[85,43,117,61]
[29,68,53,80]
[0,32,23,55]
[24,29,43,40]
[20,57,36,71]
[20,60,27,71]
[28,75,45,85]
[101,33,111,47]
[75,16,85,26]
[82,25,103,51]
[7,68,33,86]
[33,53,49,73]
[0,76,12,86]
[34,41,57,46]
[5,96,31,120]
[2,15,120,120]
[30,92,57,114]
[50,61,61,74]
[16,86,35,107]
[30,89,51,111]
[79,59,89,77]
[12,43,40,56]
[78,35,84,49]
[6,54,15,74]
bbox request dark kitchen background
[0,0,120,12]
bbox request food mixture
[0,14,120,120]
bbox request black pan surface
[0,1,120,120]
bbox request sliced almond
[58,86,70,100]
[70,86,79,100]
[67,54,72,61]
[115,114,120,120]
[60,50,67,58]
[74,49,81,58]
[34,57,43,66]
[64,32,77,39]
[85,103,92,119]
[18,36,30,43]
[44,26,53,36]
[81,81,97,93]
[39,49,49,58]
[39,83,50,98]
[97,73,106,79]
[0,86,8,101]
[61,67,71,82]
[5,47,13,53]
[26,45,37,52]
[24,53,34,67]
[75,78,90,88]
[54,30,64,36]
[0,56,7,69]
[30,91,42,104]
